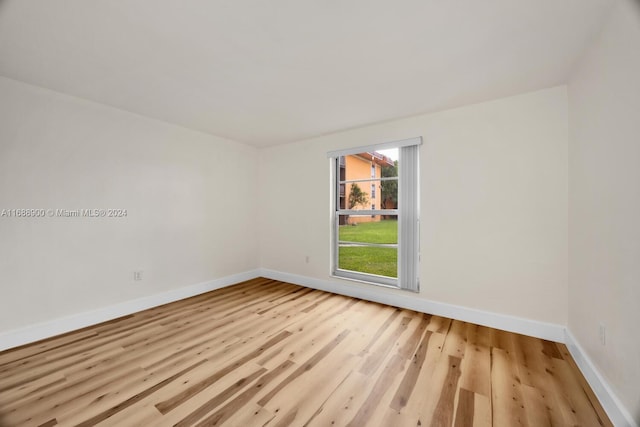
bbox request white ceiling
[0,0,612,147]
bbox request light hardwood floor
[0,278,611,426]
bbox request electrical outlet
[599,323,606,346]
[133,271,143,281]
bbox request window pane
[339,180,397,212]
[379,158,398,210]
[338,247,397,278]
[337,157,346,208]
[337,216,398,278]
[338,216,397,243]
[340,152,395,182]
[338,151,397,212]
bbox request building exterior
[338,152,395,224]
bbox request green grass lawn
[338,220,398,278]
[338,247,397,278]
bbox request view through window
[330,138,420,291]
[337,150,398,279]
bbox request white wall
[0,77,259,333]
[259,86,568,325]
[568,0,640,422]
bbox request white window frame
[328,137,421,292]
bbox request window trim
[329,137,421,292]
[327,137,422,158]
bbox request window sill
[331,270,399,290]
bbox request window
[328,137,421,291]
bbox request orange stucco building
[339,152,394,224]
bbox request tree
[380,161,398,210]
[348,183,369,209]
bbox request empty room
[0,1,638,426]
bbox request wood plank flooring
[0,278,612,426]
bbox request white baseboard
[0,268,564,352]
[0,269,261,352]
[258,268,565,342]
[564,330,638,427]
